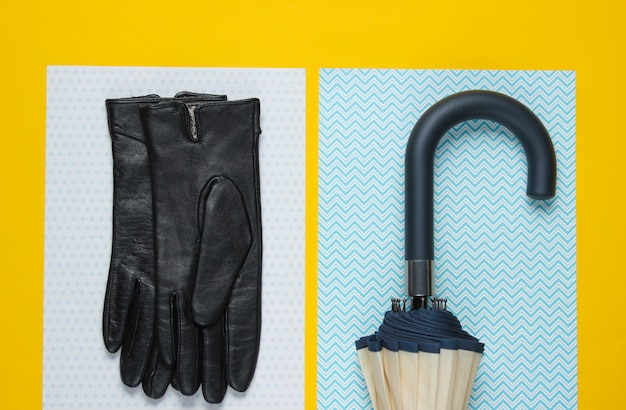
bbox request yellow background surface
[1,1,624,408]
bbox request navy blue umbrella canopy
[355,91,557,410]
[356,300,484,410]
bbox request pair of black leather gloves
[102,92,262,403]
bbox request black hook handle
[405,90,556,298]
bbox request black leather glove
[141,98,262,403]
[102,92,227,396]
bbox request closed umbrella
[356,90,557,410]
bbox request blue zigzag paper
[318,69,576,409]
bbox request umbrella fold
[356,337,381,410]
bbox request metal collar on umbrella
[356,90,556,410]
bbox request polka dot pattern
[44,66,305,408]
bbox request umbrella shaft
[406,259,433,299]
[411,295,428,310]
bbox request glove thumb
[191,176,253,327]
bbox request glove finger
[142,344,172,399]
[118,279,154,387]
[155,289,176,369]
[104,133,154,353]
[191,176,252,327]
[102,266,137,353]
[201,317,227,403]
[172,294,201,396]
[224,254,262,392]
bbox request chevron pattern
[318,70,576,409]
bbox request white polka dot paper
[44,66,305,409]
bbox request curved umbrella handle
[405,90,556,302]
